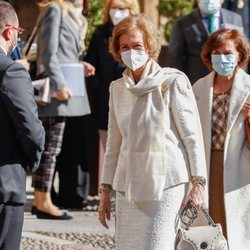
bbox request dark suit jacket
[0,48,45,203]
[167,8,243,84]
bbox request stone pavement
[21,176,115,250]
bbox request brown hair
[109,14,161,62]
[103,0,140,24]
[201,28,250,70]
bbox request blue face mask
[199,0,221,15]
[211,54,237,76]
[8,37,17,55]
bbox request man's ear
[2,28,11,41]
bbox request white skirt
[115,183,188,250]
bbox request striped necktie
[208,15,215,33]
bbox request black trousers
[53,117,89,208]
[0,202,24,250]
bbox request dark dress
[85,22,126,130]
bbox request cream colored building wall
[139,0,159,28]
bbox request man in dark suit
[167,0,244,84]
[0,2,45,249]
[223,0,250,37]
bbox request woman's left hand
[181,183,205,210]
[83,61,96,77]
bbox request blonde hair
[39,0,74,13]
[103,0,140,24]
[38,0,82,27]
[109,14,161,62]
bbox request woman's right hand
[98,191,112,229]
[56,87,72,101]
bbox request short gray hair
[0,1,17,31]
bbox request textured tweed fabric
[115,184,187,250]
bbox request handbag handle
[180,202,215,229]
[24,16,43,57]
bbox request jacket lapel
[194,9,209,36]
[63,14,79,50]
[195,72,215,169]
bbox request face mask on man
[120,49,149,71]
[109,8,129,26]
[198,0,221,15]
[211,54,237,76]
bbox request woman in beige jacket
[98,14,207,250]
[193,28,250,249]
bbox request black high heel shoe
[31,205,37,215]
[36,209,73,220]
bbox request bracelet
[191,176,206,187]
[99,184,113,194]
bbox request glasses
[5,24,24,35]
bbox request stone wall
[11,0,40,41]
[13,0,160,40]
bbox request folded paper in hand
[32,76,51,106]
[32,63,85,105]
[59,63,86,97]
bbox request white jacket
[193,68,250,250]
[101,63,207,200]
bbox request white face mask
[198,0,221,15]
[109,8,129,25]
[120,49,149,71]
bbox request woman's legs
[32,117,65,216]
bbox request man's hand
[16,59,30,71]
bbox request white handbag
[175,203,228,250]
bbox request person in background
[0,2,45,249]
[193,28,250,249]
[32,0,94,219]
[85,0,139,151]
[167,0,243,84]
[98,14,207,249]
[51,0,94,210]
[223,0,250,37]
[222,0,250,73]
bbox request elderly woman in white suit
[193,28,250,250]
[98,14,207,250]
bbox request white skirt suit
[101,60,207,250]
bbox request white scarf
[124,59,183,201]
